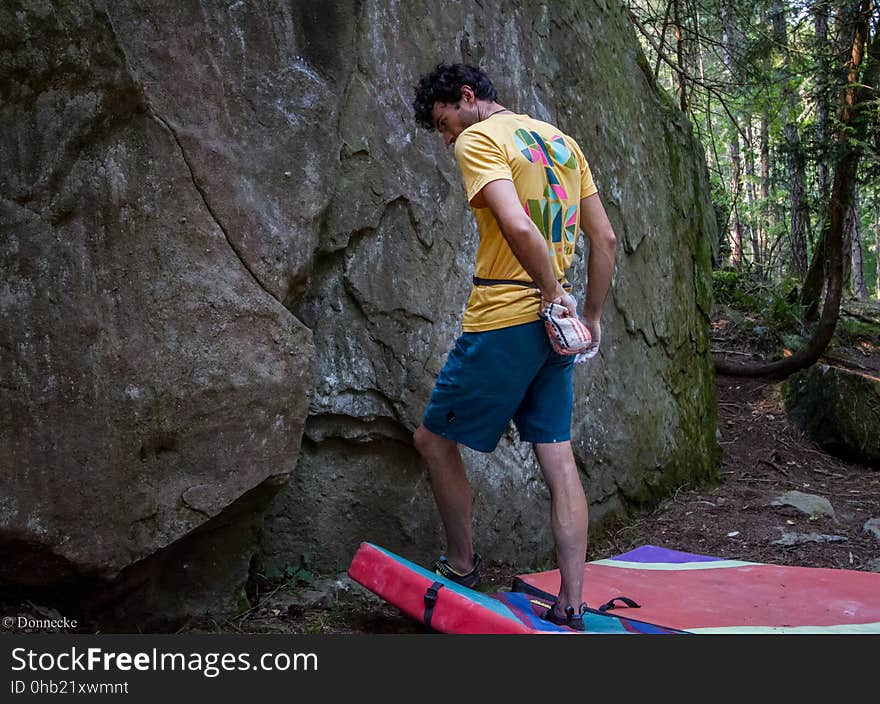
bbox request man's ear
[460,85,475,103]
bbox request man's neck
[477,101,511,121]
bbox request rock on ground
[863,518,880,541]
[771,491,836,521]
[784,364,880,466]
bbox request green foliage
[762,281,806,330]
[714,265,880,359]
[629,0,880,286]
[862,243,878,296]
[857,206,878,295]
[778,331,806,352]
[711,269,741,291]
[712,268,761,310]
[713,268,807,341]
[263,553,316,589]
[835,316,880,345]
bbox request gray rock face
[2,0,719,623]
[1,1,314,623]
[262,0,719,571]
[784,364,880,467]
[771,491,836,521]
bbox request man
[411,63,617,630]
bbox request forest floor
[211,301,880,635]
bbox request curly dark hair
[412,63,498,130]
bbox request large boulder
[1,1,315,626]
[784,364,880,467]
[1,0,719,627]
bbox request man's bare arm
[579,193,616,344]
[478,179,574,311]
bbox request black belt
[472,276,572,290]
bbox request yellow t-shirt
[454,113,597,332]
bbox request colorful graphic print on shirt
[513,128,579,258]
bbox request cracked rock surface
[258,0,720,571]
[1,1,315,625]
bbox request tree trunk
[851,183,869,298]
[728,139,744,269]
[772,1,809,277]
[674,0,688,112]
[697,9,714,174]
[801,226,827,319]
[787,133,809,275]
[815,1,832,206]
[845,181,861,294]
[876,185,880,299]
[654,0,674,82]
[722,1,743,268]
[842,197,853,291]
[716,2,874,380]
[769,148,785,279]
[760,116,770,272]
[802,0,874,316]
[745,117,761,272]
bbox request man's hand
[542,291,578,318]
[583,317,601,349]
[572,316,601,364]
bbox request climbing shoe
[432,553,482,589]
[543,602,589,632]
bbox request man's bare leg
[533,440,588,611]
[413,423,474,573]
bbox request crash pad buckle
[423,581,445,628]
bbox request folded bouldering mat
[348,542,880,634]
[348,542,683,634]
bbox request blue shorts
[422,320,575,453]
